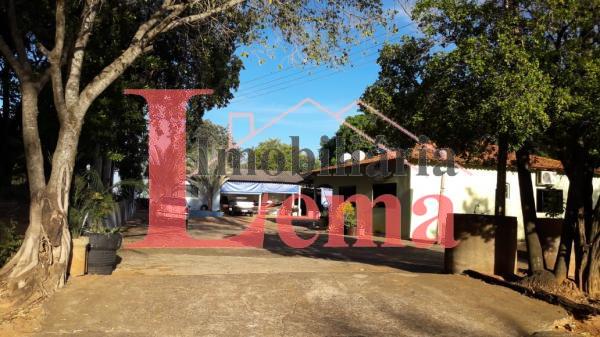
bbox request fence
[105,197,136,228]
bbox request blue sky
[204,12,417,153]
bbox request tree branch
[34,68,51,92]
[64,0,101,110]
[49,0,68,124]
[144,5,187,42]
[0,34,25,79]
[7,0,30,71]
[76,45,144,115]
[162,0,246,32]
[76,0,246,115]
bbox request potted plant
[341,202,357,236]
[85,222,122,275]
[69,171,127,275]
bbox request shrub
[69,172,118,237]
[0,220,23,267]
[340,202,357,228]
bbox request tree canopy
[344,0,600,294]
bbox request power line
[233,35,404,100]
[232,50,384,103]
[236,22,414,91]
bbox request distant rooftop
[311,144,595,175]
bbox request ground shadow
[123,213,445,274]
[258,231,444,274]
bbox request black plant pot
[87,233,122,275]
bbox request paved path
[27,216,566,336]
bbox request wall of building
[410,165,600,241]
[311,173,412,238]
[311,165,600,242]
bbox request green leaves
[0,220,22,267]
[242,0,397,66]
[355,0,557,158]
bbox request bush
[340,202,357,228]
[0,220,23,267]
[70,170,144,236]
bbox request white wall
[410,165,600,240]
[185,182,221,211]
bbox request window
[536,188,564,214]
[338,186,356,200]
[373,183,397,207]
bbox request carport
[220,169,305,216]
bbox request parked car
[225,196,256,216]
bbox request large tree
[77,2,246,185]
[360,32,551,277]
[0,0,395,306]
[358,0,600,295]
[523,0,600,292]
[411,0,552,276]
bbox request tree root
[464,269,599,319]
[519,270,560,289]
[0,270,46,323]
[0,250,67,322]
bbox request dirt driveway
[9,215,568,336]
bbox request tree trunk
[583,196,600,296]
[554,201,574,283]
[516,146,545,273]
[1,0,245,308]
[0,84,81,306]
[495,135,508,216]
[573,169,593,289]
[93,143,103,176]
[555,138,594,289]
[102,157,113,187]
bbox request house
[305,148,600,241]
[187,169,305,216]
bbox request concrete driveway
[31,216,566,336]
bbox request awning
[220,181,299,195]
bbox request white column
[258,193,262,216]
[297,185,302,216]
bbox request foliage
[0,219,22,267]
[340,202,357,228]
[76,2,248,184]
[0,60,22,198]
[188,172,228,212]
[359,37,432,150]
[253,138,294,172]
[352,0,600,292]
[322,114,379,165]
[251,138,315,172]
[187,121,230,211]
[187,119,230,174]
[69,171,117,237]
[359,17,552,158]
[188,156,228,212]
[69,170,143,236]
